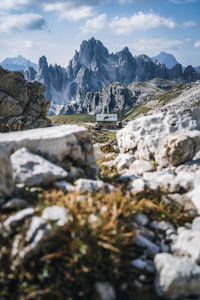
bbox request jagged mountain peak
[38,56,48,68]
[78,37,109,69]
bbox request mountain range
[26,38,200,114]
[1,38,200,115]
[0,55,38,72]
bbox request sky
[0,0,200,67]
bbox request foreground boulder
[0,124,98,179]
[117,107,200,167]
[11,148,68,186]
[0,67,50,132]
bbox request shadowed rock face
[24,38,199,115]
[0,67,51,132]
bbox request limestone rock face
[0,146,14,197]
[0,66,50,132]
[117,107,200,167]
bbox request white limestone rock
[11,147,68,186]
[129,159,155,175]
[0,124,97,179]
[117,107,200,167]
[75,179,115,194]
[42,205,70,227]
[143,168,179,193]
[129,177,158,196]
[172,230,200,264]
[0,146,14,197]
[114,153,135,171]
[155,253,200,299]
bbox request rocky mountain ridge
[24,38,200,115]
[60,78,177,115]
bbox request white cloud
[0,13,46,33]
[82,13,107,34]
[183,20,196,27]
[44,3,94,21]
[124,38,188,54]
[194,41,200,48]
[109,11,177,35]
[1,0,107,11]
[169,0,196,4]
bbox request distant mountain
[0,55,38,72]
[195,66,200,74]
[152,52,179,69]
[24,38,199,115]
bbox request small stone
[95,282,116,300]
[75,179,115,194]
[131,258,146,271]
[54,181,75,193]
[150,220,174,233]
[114,153,135,171]
[134,214,149,226]
[2,198,29,210]
[88,214,102,230]
[134,234,159,258]
[67,168,86,180]
[129,159,155,176]
[42,205,69,227]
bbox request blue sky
[0,0,200,67]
